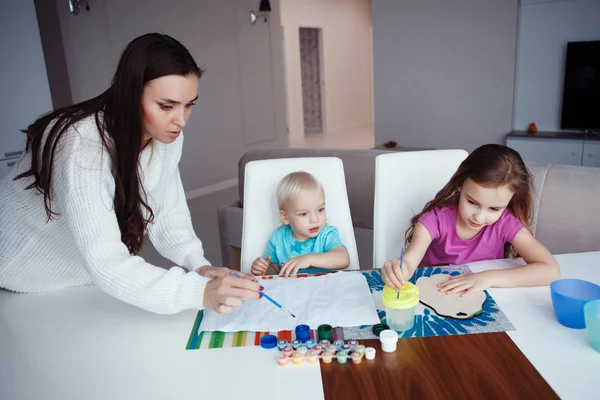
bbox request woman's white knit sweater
[0,115,211,314]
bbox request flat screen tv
[560,40,600,131]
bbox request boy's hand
[381,258,414,291]
[279,255,312,278]
[251,256,271,276]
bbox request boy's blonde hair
[276,171,324,209]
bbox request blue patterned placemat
[342,265,515,340]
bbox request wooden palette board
[416,275,486,320]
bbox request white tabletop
[2,251,599,400]
[469,251,600,400]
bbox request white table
[469,251,600,400]
[1,251,599,399]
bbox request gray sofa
[217,148,600,269]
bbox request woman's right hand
[381,258,414,291]
[202,274,262,314]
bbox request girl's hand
[250,256,271,276]
[437,271,493,297]
[381,258,414,291]
[279,255,312,277]
[202,274,262,314]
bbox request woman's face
[141,73,199,146]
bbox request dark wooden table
[320,332,558,399]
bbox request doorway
[299,27,324,134]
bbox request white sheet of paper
[199,272,380,332]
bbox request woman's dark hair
[15,33,202,254]
[405,144,534,258]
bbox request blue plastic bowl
[550,279,600,329]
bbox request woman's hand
[437,271,493,297]
[279,255,312,277]
[381,258,414,291]
[196,266,262,314]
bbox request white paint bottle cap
[379,329,399,353]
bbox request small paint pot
[379,329,399,353]
[305,339,317,348]
[277,354,290,366]
[322,351,333,364]
[277,340,288,351]
[292,352,304,365]
[325,344,337,354]
[319,339,331,347]
[351,351,362,364]
[317,324,333,342]
[297,345,308,356]
[372,323,391,337]
[348,340,358,351]
[365,347,376,360]
[354,345,366,356]
[260,335,278,349]
[333,340,344,350]
[336,351,348,364]
[282,345,293,358]
[291,340,302,350]
[307,352,319,364]
[311,345,322,355]
[341,344,351,352]
[295,324,311,342]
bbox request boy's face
[280,188,326,241]
[456,178,514,236]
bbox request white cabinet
[582,142,600,168]
[506,137,584,166]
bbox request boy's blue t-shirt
[263,224,345,274]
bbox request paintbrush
[233,272,296,318]
[397,247,405,299]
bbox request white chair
[240,157,360,274]
[373,150,469,269]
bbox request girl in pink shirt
[382,144,560,297]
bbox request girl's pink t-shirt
[418,206,524,266]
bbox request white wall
[514,0,600,132]
[372,0,518,152]
[53,0,287,191]
[0,0,53,158]
[280,0,373,140]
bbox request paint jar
[319,339,331,348]
[348,340,358,352]
[282,345,293,358]
[311,345,322,355]
[277,340,288,351]
[341,344,351,352]
[292,352,304,365]
[307,352,319,364]
[354,344,366,356]
[365,347,376,360]
[278,354,290,366]
[295,324,311,342]
[325,344,337,354]
[297,345,308,356]
[584,299,600,352]
[382,283,419,332]
[291,339,302,349]
[336,351,348,364]
[379,329,399,353]
[317,324,333,342]
[333,340,345,350]
[305,339,317,348]
[322,351,333,364]
[351,351,363,364]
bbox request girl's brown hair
[405,144,533,257]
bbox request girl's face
[456,178,514,235]
[141,74,199,146]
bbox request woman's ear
[279,209,289,225]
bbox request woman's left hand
[195,265,256,281]
[437,271,493,297]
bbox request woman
[0,33,260,314]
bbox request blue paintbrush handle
[232,272,282,309]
